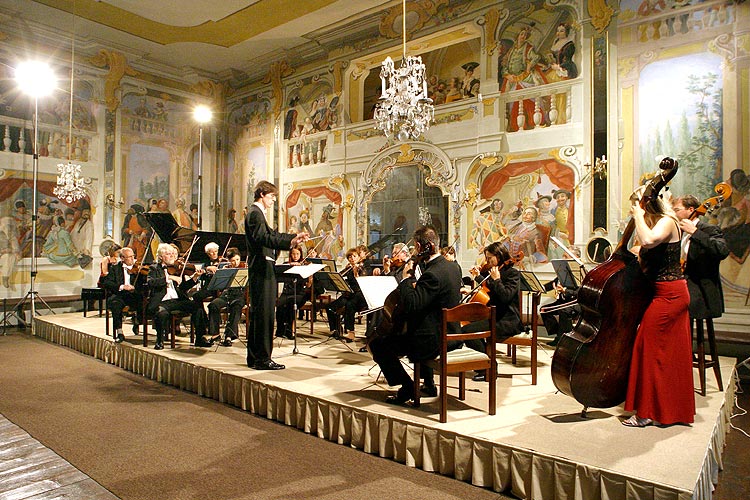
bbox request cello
[551,157,679,414]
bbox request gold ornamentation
[483,8,500,56]
[331,61,345,94]
[464,182,479,208]
[588,0,614,33]
[480,156,499,167]
[88,50,138,112]
[262,60,294,119]
[396,143,415,164]
[191,80,228,112]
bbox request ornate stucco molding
[587,0,614,33]
[262,60,294,120]
[88,50,138,112]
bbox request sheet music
[356,276,398,310]
[519,271,546,294]
[231,268,249,288]
[550,235,585,267]
[284,263,325,280]
[550,259,582,289]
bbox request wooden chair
[692,317,723,396]
[413,303,497,423]
[299,286,331,336]
[500,289,539,385]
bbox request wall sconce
[209,200,222,211]
[105,193,124,209]
[341,194,354,212]
[575,155,608,195]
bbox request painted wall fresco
[0,169,92,294]
[285,187,344,262]
[469,160,576,270]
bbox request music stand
[310,270,354,349]
[550,259,583,290]
[275,263,324,359]
[308,258,337,273]
[519,271,545,337]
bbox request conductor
[245,181,308,370]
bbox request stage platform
[33,313,735,500]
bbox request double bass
[551,157,679,414]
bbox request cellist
[623,181,694,427]
[463,242,523,381]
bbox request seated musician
[101,246,143,343]
[369,225,462,404]
[146,243,212,350]
[207,247,246,346]
[326,247,367,342]
[540,249,581,346]
[190,242,223,304]
[275,245,316,340]
[366,243,411,344]
[98,243,121,287]
[464,242,523,381]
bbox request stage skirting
[34,314,734,500]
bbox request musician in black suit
[146,243,212,350]
[369,225,462,405]
[673,195,729,320]
[207,247,246,346]
[101,246,143,343]
[245,181,308,370]
[190,241,223,304]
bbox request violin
[166,258,198,276]
[128,260,150,277]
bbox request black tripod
[276,275,317,359]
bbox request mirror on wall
[367,165,448,258]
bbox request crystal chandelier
[374,0,434,142]
[53,161,86,202]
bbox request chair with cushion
[413,303,497,423]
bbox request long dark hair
[485,242,510,263]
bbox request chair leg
[695,318,707,396]
[105,306,110,338]
[459,373,465,400]
[706,318,723,392]
[439,368,448,423]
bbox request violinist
[380,243,410,278]
[673,194,729,327]
[101,246,143,342]
[275,245,317,340]
[97,243,121,287]
[189,242,223,304]
[463,242,523,381]
[207,247,245,346]
[244,180,309,370]
[326,247,368,342]
[146,243,212,350]
[623,182,693,427]
[370,225,461,405]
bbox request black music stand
[307,258,337,273]
[550,259,583,290]
[310,270,354,350]
[518,271,545,337]
[275,263,324,359]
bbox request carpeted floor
[0,331,513,500]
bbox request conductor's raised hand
[291,231,310,247]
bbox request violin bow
[300,232,328,264]
[221,236,233,259]
[550,235,587,274]
[179,235,200,280]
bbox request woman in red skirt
[623,181,694,427]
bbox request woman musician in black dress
[326,247,368,342]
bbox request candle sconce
[104,193,125,209]
[575,155,608,195]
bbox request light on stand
[193,105,212,229]
[373,0,434,141]
[15,60,57,334]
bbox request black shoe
[220,337,233,347]
[385,384,414,405]
[472,370,487,382]
[420,383,438,397]
[195,336,214,348]
[254,360,285,370]
[154,341,164,350]
[115,333,125,344]
[132,323,140,335]
[227,333,239,341]
[358,345,369,353]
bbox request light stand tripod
[14,63,58,334]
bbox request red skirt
[625,279,695,424]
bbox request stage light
[15,61,57,98]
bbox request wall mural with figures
[285,187,343,262]
[618,0,749,308]
[468,158,576,270]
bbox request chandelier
[54,161,86,202]
[373,0,433,142]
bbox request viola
[166,258,198,276]
[551,157,679,413]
